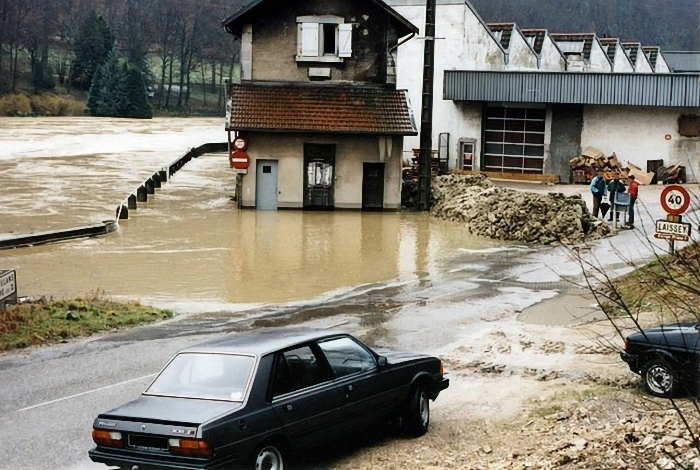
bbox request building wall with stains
[588,40,613,73]
[240,133,403,209]
[244,0,404,84]
[612,44,635,73]
[581,106,700,182]
[507,29,539,71]
[539,35,567,71]
[389,0,506,163]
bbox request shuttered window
[296,17,351,61]
[482,107,546,174]
[299,23,320,57]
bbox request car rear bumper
[431,377,449,399]
[89,448,234,470]
[620,351,640,373]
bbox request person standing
[607,175,626,222]
[590,171,607,218]
[626,175,639,229]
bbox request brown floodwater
[0,118,501,310]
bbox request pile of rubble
[431,174,612,245]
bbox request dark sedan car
[89,328,449,470]
[621,322,700,398]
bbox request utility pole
[417,0,437,211]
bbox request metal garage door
[482,106,546,174]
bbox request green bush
[0,94,32,116]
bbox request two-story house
[222,0,418,211]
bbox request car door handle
[237,419,247,430]
[285,404,294,412]
[346,385,354,392]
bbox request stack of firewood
[569,147,630,183]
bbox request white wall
[508,28,539,71]
[390,0,506,163]
[582,106,700,182]
[589,39,613,72]
[612,43,635,73]
[240,133,404,209]
[656,56,671,74]
[539,35,567,71]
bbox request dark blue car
[89,328,449,470]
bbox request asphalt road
[0,245,558,470]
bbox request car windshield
[145,353,255,402]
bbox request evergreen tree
[122,64,153,119]
[88,53,152,119]
[71,11,113,90]
[87,52,123,117]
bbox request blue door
[256,160,278,210]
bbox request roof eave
[222,0,418,37]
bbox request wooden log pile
[569,147,630,183]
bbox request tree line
[471,0,699,52]
[0,0,245,114]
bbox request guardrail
[0,142,229,250]
[115,142,228,220]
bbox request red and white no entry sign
[660,185,691,215]
[229,150,250,170]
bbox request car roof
[178,327,349,357]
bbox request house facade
[223,0,418,210]
[387,0,700,182]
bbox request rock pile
[431,174,612,245]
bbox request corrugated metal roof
[444,71,700,107]
[663,52,700,73]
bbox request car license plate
[128,434,169,451]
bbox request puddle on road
[0,118,508,309]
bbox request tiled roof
[228,83,417,135]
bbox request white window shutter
[338,23,353,58]
[300,23,319,57]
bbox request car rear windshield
[145,353,255,402]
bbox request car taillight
[439,361,444,376]
[168,438,213,458]
[624,339,628,351]
[92,429,124,448]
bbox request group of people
[590,171,639,229]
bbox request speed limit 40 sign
[660,185,691,215]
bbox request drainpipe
[418,0,437,212]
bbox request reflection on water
[0,118,501,308]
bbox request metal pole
[418,0,437,211]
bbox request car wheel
[404,385,430,436]
[254,444,284,470]
[643,359,677,398]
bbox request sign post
[0,270,17,312]
[656,185,692,255]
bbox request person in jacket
[606,175,626,222]
[590,171,607,218]
[626,175,639,228]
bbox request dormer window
[297,15,353,62]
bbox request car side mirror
[377,356,387,368]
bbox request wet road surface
[0,118,571,470]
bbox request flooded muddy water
[0,118,505,310]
